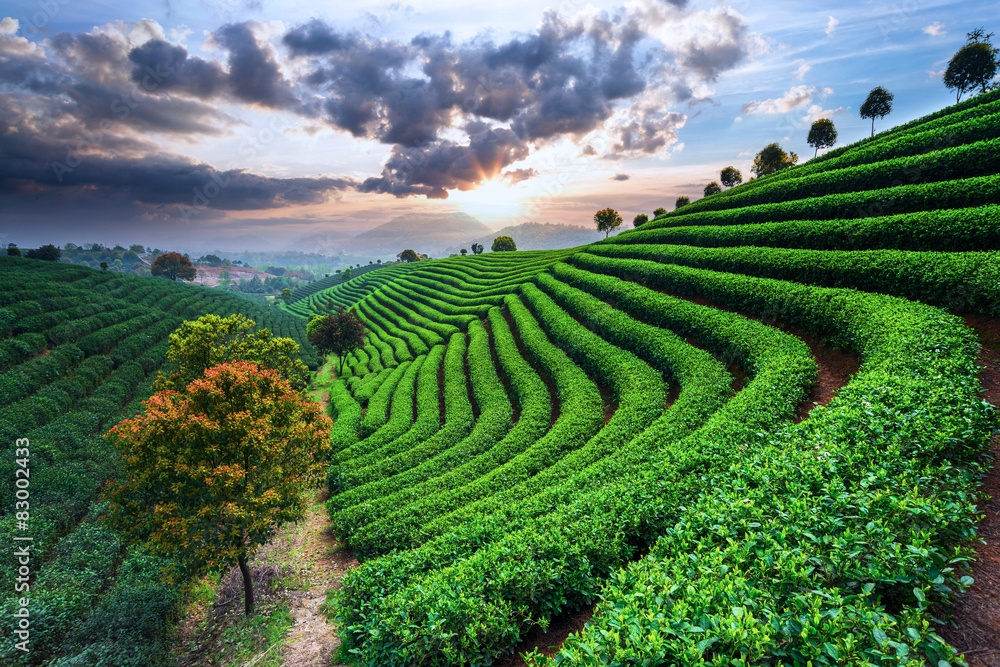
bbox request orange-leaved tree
[103,361,332,616]
[151,251,196,281]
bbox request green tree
[198,254,224,267]
[100,261,109,270]
[25,244,62,261]
[307,306,369,376]
[491,236,517,251]
[104,362,332,616]
[860,86,894,137]
[944,29,999,102]
[807,118,839,157]
[151,252,196,281]
[470,243,484,255]
[593,209,623,238]
[281,288,293,303]
[751,143,799,177]
[154,313,309,392]
[653,207,667,217]
[633,213,649,228]
[7,246,21,257]
[720,166,743,188]
[342,267,352,280]
[398,249,419,262]
[460,248,468,256]
[703,182,722,196]
[675,197,690,209]
[129,244,145,254]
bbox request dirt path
[266,489,358,667]
[937,314,1000,667]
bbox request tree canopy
[25,244,62,262]
[151,252,196,281]
[944,29,999,102]
[104,361,332,616]
[720,166,743,188]
[307,306,369,376]
[154,313,309,392]
[593,208,623,238]
[703,182,722,197]
[807,118,839,157]
[491,236,517,251]
[860,86,894,137]
[633,213,649,228]
[751,143,798,177]
[675,197,690,209]
[398,249,419,262]
[653,207,667,217]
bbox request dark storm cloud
[359,127,529,199]
[611,173,630,181]
[128,40,228,98]
[1,0,757,227]
[212,22,298,108]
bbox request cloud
[210,22,298,108]
[803,103,845,122]
[923,22,946,37]
[0,18,44,58]
[357,126,530,199]
[826,16,839,37]
[793,59,811,80]
[741,85,817,115]
[611,173,630,181]
[501,168,539,185]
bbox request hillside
[343,212,492,256]
[291,90,1000,666]
[443,221,605,255]
[0,259,321,664]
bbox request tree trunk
[238,552,254,616]
[870,117,875,137]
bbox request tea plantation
[0,259,320,664]
[287,90,1000,666]
[4,88,1000,666]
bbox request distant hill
[444,222,604,255]
[345,212,492,257]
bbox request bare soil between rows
[937,313,1000,667]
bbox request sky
[1,0,997,252]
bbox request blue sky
[1,0,996,250]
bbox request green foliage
[155,313,309,391]
[308,306,370,376]
[752,142,798,177]
[675,196,690,209]
[703,181,722,196]
[632,213,648,228]
[720,166,742,188]
[593,208,622,237]
[398,248,419,262]
[7,246,21,257]
[25,244,62,261]
[491,235,517,251]
[860,85,894,136]
[807,117,838,156]
[653,207,667,216]
[945,29,999,102]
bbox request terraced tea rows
[0,258,321,664]
[294,91,1000,666]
